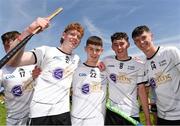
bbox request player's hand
[18,17,50,42]
[27,17,50,34]
[97,61,106,72]
[32,66,42,79]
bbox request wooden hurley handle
[32,7,63,34]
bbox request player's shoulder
[74,63,88,75]
[132,56,144,64]
[160,46,180,56]
[72,52,80,59]
[102,55,115,61]
[17,64,35,70]
[161,46,179,52]
[34,45,49,50]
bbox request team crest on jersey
[109,73,116,83]
[81,83,90,94]
[119,63,124,69]
[53,68,64,79]
[11,85,23,97]
[18,68,25,77]
[151,61,156,70]
[149,77,156,88]
[65,56,70,63]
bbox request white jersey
[144,46,180,120]
[103,56,146,117]
[71,63,107,126]
[30,46,80,118]
[0,65,34,125]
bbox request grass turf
[0,95,6,125]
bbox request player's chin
[72,44,79,49]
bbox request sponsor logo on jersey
[155,72,172,85]
[149,73,172,87]
[81,82,102,94]
[81,83,90,94]
[79,73,87,76]
[5,75,15,79]
[109,73,116,83]
[53,68,63,79]
[117,73,131,84]
[11,85,23,97]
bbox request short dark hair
[111,32,129,43]
[1,31,20,44]
[86,36,103,47]
[132,25,150,39]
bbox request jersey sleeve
[31,46,47,67]
[170,47,180,71]
[133,57,147,85]
[137,67,145,84]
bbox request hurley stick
[0,8,63,69]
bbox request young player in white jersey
[9,18,84,125]
[0,31,36,125]
[103,32,151,125]
[71,36,107,126]
[132,25,180,125]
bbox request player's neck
[85,60,98,67]
[145,46,159,59]
[59,44,72,55]
[116,53,130,61]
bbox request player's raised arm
[9,17,49,67]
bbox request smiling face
[132,25,157,58]
[112,38,129,60]
[133,31,152,51]
[60,22,84,53]
[85,44,103,63]
[133,31,156,57]
[62,29,82,49]
[84,36,103,66]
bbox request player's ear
[62,32,66,39]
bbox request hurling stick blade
[47,7,63,21]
